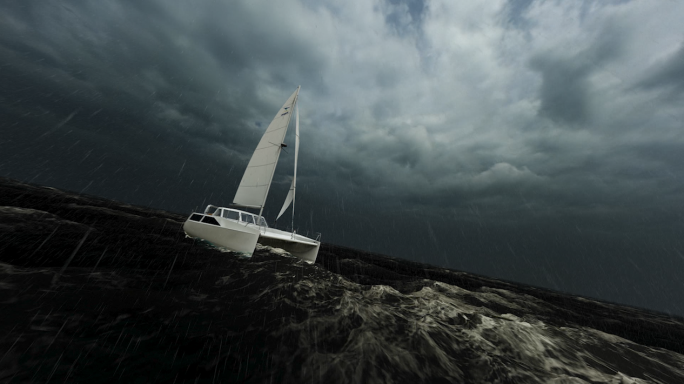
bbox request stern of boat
[257,228,321,263]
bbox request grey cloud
[529,21,626,125]
[470,162,544,190]
[198,4,328,85]
[635,42,684,98]
[384,0,426,36]
[501,0,535,30]
[529,55,591,125]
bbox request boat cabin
[190,204,268,227]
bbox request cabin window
[204,205,219,215]
[189,214,203,222]
[215,209,223,217]
[201,216,220,226]
[258,217,268,227]
[241,213,254,224]
[222,210,240,220]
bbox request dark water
[1,177,683,383]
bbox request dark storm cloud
[0,1,328,170]
[529,55,591,125]
[529,22,625,125]
[635,42,684,98]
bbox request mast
[291,102,299,235]
[276,91,301,230]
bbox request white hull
[182,210,320,263]
[183,213,260,255]
[258,227,320,263]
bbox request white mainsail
[277,103,299,221]
[233,87,300,209]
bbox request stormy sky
[1,1,683,315]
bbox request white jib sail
[233,87,300,209]
[277,102,299,220]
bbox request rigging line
[266,125,289,131]
[244,162,277,169]
[267,141,286,148]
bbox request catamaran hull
[257,227,320,263]
[182,210,319,262]
[257,235,320,264]
[183,218,259,256]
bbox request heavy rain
[2,1,684,382]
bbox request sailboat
[182,87,321,263]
